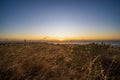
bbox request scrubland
[0,42,120,80]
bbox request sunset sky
[0,0,120,40]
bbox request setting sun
[59,38,64,41]
[0,0,120,80]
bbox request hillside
[0,42,120,80]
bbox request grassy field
[0,42,120,80]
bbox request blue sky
[0,0,120,40]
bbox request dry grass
[0,42,120,80]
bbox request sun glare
[59,38,64,41]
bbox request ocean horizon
[51,40,120,47]
[0,40,120,47]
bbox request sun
[59,38,64,41]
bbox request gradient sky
[0,0,120,40]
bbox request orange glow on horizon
[0,33,120,40]
[59,38,64,41]
[0,37,120,41]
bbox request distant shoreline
[0,40,120,47]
